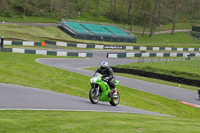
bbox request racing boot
[112,88,118,98]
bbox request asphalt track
[0,49,172,116]
[0,83,171,116]
[0,49,199,116]
[36,49,200,107]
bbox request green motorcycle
[89,73,120,106]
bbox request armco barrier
[3,40,45,46]
[111,67,200,87]
[45,40,200,51]
[107,52,200,58]
[0,48,93,57]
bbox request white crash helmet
[101,61,109,70]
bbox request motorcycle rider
[94,61,118,97]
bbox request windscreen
[94,73,102,77]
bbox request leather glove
[102,77,109,82]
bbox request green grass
[0,52,200,117]
[124,22,200,32]
[0,24,70,42]
[116,73,198,91]
[4,45,52,49]
[0,52,200,132]
[136,32,200,47]
[1,13,198,32]
[0,24,200,48]
[0,52,90,98]
[0,110,200,133]
[85,67,198,91]
[114,59,200,80]
[0,15,59,23]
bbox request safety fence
[107,52,200,58]
[3,40,45,46]
[111,67,200,87]
[45,40,200,52]
[0,48,93,57]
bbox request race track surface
[1,48,199,116]
[0,83,170,116]
[36,49,200,107]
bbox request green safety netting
[61,21,137,43]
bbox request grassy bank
[85,67,198,91]
[135,32,200,47]
[0,15,59,23]
[0,24,200,48]
[1,14,200,31]
[4,45,52,49]
[114,59,200,80]
[0,52,200,118]
[0,52,200,132]
[0,110,200,133]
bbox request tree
[191,0,200,19]
[109,0,117,19]
[141,12,151,36]
[96,0,100,9]
[149,0,168,37]
[138,0,153,36]
[84,0,87,9]
[0,0,9,13]
[171,0,182,35]
[13,0,34,19]
[50,0,53,12]
[127,0,134,20]
[113,0,116,17]
[192,0,197,19]
[130,0,144,30]
[110,0,113,16]
[53,0,69,19]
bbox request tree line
[0,0,200,37]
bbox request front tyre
[89,88,99,104]
[110,92,120,106]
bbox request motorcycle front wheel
[89,88,100,104]
[110,92,120,106]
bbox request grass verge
[0,52,200,132]
[135,32,200,47]
[114,59,200,80]
[0,52,200,118]
[0,110,200,133]
[4,45,52,49]
[85,67,198,91]
[0,15,59,23]
[0,24,200,48]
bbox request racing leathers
[94,66,115,90]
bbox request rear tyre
[89,88,99,104]
[110,92,120,106]
[198,88,200,98]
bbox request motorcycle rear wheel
[110,92,120,106]
[198,88,200,98]
[89,88,99,104]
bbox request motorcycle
[89,73,120,106]
[198,88,200,98]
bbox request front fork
[94,85,99,96]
